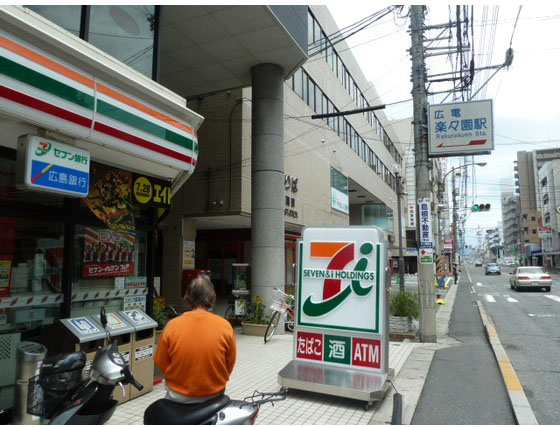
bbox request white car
[509,267,552,292]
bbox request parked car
[475,260,483,267]
[509,267,552,292]
[485,263,501,275]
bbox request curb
[476,301,539,425]
[369,274,461,424]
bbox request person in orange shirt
[155,276,237,403]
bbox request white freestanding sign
[278,226,391,407]
[428,99,494,157]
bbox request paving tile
[108,334,418,425]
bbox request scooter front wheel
[264,311,281,343]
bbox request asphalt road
[471,265,560,425]
[412,272,516,425]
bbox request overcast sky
[325,3,560,246]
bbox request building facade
[485,226,502,262]
[501,191,521,257]
[163,6,405,308]
[0,4,309,412]
[516,148,560,264]
[537,159,560,267]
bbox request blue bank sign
[16,135,90,197]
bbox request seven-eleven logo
[301,241,376,317]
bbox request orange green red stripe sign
[0,31,198,170]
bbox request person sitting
[154,276,237,403]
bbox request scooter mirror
[100,306,108,329]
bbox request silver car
[510,267,552,292]
[485,263,501,275]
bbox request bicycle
[264,287,295,343]
[224,289,250,326]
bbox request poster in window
[82,227,135,278]
[84,164,135,231]
[0,255,12,297]
[182,241,195,270]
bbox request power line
[509,6,523,47]
[308,7,397,58]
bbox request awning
[0,6,203,184]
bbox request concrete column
[250,63,285,307]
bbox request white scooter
[27,307,143,424]
[144,388,287,425]
[28,306,287,425]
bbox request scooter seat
[144,394,231,425]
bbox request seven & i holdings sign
[279,226,391,406]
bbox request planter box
[241,322,268,336]
[389,315,419,336]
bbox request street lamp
[442,162,487,181]
[393,164,405,292]
[444,162,487,266]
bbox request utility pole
[396,173,405,292]
[410,5,436,343]
[452,170,458,265]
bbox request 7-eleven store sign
[295,227,388,373]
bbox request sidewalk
[110,286,459,425]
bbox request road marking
[503,295,518,303]
[545,295,560,303]
[471,286,477,294]
[476,282,482,287]
[484,294,496,303]
[528,313,557,317]
[476,301,538,424]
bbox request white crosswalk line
[504,295,518,303]
[484,294,496,303]
[545,295,560,303]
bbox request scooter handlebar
[123,365,144,391]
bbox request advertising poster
[0,256,12,288]
[183,241,195,270]
[0,255,12,297]
[84,164,135,231]
[132,174,172,208]
[83,227,135,278]
[124,295,146,311]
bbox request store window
[25,5,159,79]
[362,204,394,233]
[89,6,156,78]
[331,167,349,215]
[71,225,147,317]
[27,5,82,37]
[0,216,65,334]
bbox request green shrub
[390,291,419,319]
[244,295,271,324]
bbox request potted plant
[389,290,420,335]
[153,296,169,345]
[241,296,270,336]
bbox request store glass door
[206,246,240,296]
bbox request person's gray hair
[186,276,216,310]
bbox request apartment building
[537,160,560,267]
[501,191,521,257]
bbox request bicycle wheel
[264,311,281,343]
[286,314,295,332]
[224,305,235,322]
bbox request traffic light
[472,203,491,212]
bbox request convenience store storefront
[0,13,201,411]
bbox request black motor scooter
[27,307,143,424]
